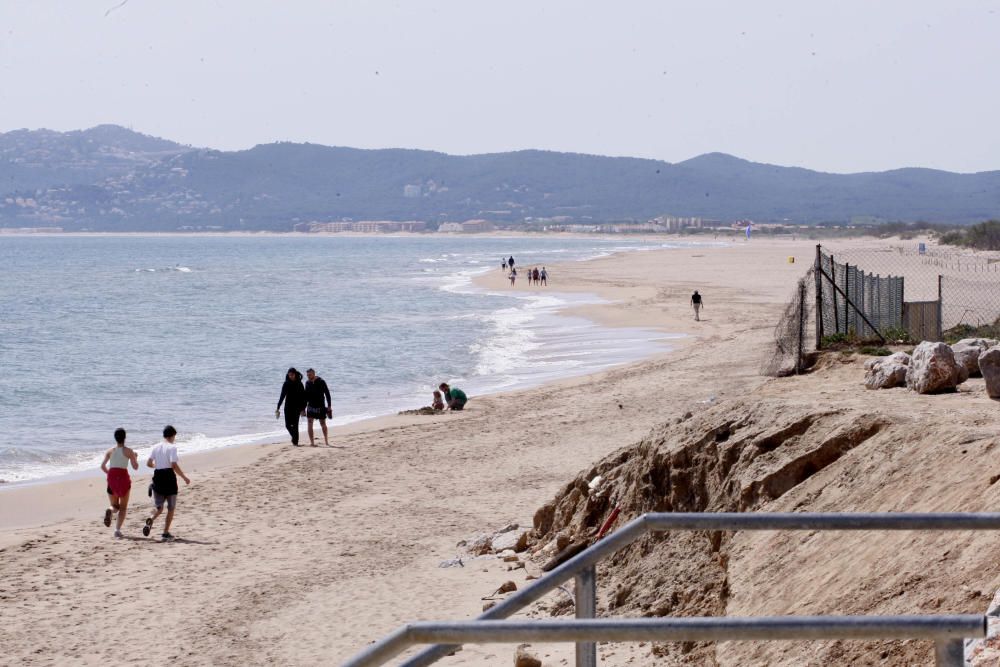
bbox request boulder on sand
[864,352,910,390]
[952,338,996,378]
[979,346,1000,399]
[905,342,965,394]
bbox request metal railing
[343,513,1000,667]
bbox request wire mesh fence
[765,242,1000,376]
[824,242,1000,335]
[763,269,815,377]
[941,275,1000,331]
[816,248,903,340]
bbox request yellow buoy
[788,256,795,263]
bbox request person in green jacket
[438,382,468,411]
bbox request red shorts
[106,468,131,497]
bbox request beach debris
[502,553,520,562]
[438,557,465,568]
[514,644,542,667]
[978,347,1000,399]
[496,522,519,534]
[698,395,717,405]
[587,475,603,494]
[541,540,590,572]
[906,341,965,394]
[864,352,910,390]
[483,600,497,612]
[952,339,996,378]
[595,506,622,540]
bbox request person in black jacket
[276,367,306,446]
[304,368,332,446]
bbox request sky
[1,1,999,173]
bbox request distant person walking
[501,259,507,271]
[143,425,190,541]
[540,267,547,286]
[509,268,517,286]
[532,267,540,285]
[100,427,139,539]
[508,256,515,271]
[439,383,468,411]
[304,368,332,446]
[691,290,704,321]
[276,367,306,446]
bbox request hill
[1,126,999,230]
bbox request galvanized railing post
[575,565,597,667]
[934,638,964,666]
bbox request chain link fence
[816,248,903,340]
[763,269,815,377]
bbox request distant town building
[437,222,464,232]
[298,220,427,233]
[460,219,494,233]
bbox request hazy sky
[2,1,999,173]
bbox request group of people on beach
[100,425,191,541]
[502,256,547,287]
[276,367,333,446]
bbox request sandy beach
[7,236,997,666]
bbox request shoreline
[0,240,694,489]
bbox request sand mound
[527,399,889,663]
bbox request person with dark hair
[304,368,332,446]
[438,382,468,411]
[540,267,547,286]
[691,290,704,321]
[276,367,306,446]
[100,427,138,539]
[143,425,190,541]
[508,256,515,271]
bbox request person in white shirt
[142,425,190,541]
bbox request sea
[0,234,689,484]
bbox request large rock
[864,353,910,390]
[952,338,995,378]
[906,341,964,394]
[979,346,1000,399]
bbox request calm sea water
[0,235,685,483]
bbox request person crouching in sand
[100,427,139,539]
[143,425,190,541]
[439,382,468,410]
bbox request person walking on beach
[439,382,468,411]
[501,258,507,271]
[304,368,332,446]
[509,267,517,286]
[100,427,139,539]
[532,267,540,285]
[508,256,515,271]
[540,267,547,286]
[276,367,306,446]
[143,425,190,541]
[691,290,704,321]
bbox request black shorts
[306,406,327,420]
[152,468,179,497]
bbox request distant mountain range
[1,125,998,230]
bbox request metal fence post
[575,566,597,667]
[934,637,964,666]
